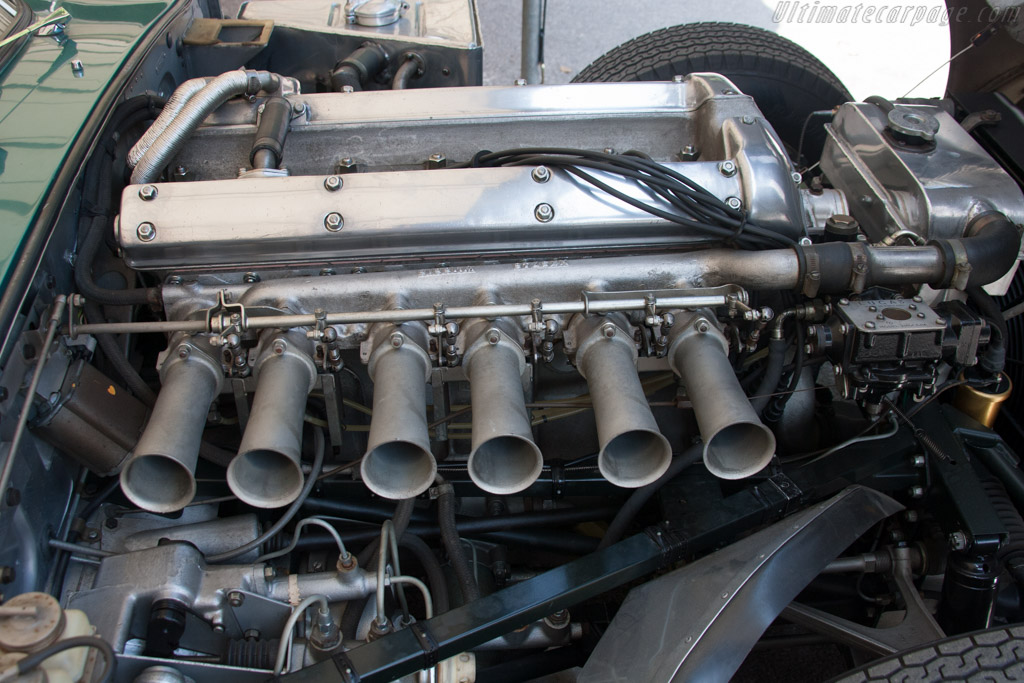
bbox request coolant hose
[751,338,788,415]
[437,478,480,602]
[132,70,281,184]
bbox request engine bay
[2,3,1024,682]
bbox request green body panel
[0,0,171,287]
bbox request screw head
[324,212,344,231]
[138,185,158,201]
[719,161,737,177]
[324,175,343,191]
[390,333,404,348]
[137,222,156,242]
[531,166,551,183]
[534,203,554,222]
[725,196,742,210]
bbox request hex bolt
[273,340,286,355]
[336,158,357,174]
[324,212,344,232]
[243,272,260,284]
[177,345,190,360]
[166,275,183,286]
[514,78,527,86]
[427,153,447,169]
[390,333,404,349]
[725,196,742,210]
[948,531,968,551]
[679,145,699,161]
[138,185,158,201]
[912,454,926,467]
[719,160,737,177]
[672,74,684,83]
[228,591,244,607]
[531,166,551,183]
[791,171,802,184]
[212,623,225,634]
[86,529,100,541]
[137,222,156,242]
[324,175,343,192]
[534,203,554,222]
[695,319,710,333]
[909,485,925,498]
[602,324,616,339]
[741,115,755,125]
[486,330,500,345]
[341,85,355,93]
[319,268,336,276]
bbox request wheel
[831,624,1024,682]
[572,22,852,166]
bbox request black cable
[598,445,703,549]
[463,147,795,249]
[13,636,115,683]
[794,109,833,168]
[83,300,158,407]
[206,427,326,563]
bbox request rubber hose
[437,478,480,602]
[751,337,788,415]
[598,444,703,550]
[76,216,160,307]
[968,285,1008,375]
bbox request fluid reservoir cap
[0,592,65,652]
[347,0,407,26]
[887,107,940,143]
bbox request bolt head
[324,175,343,191]
[138,185,158,201]
[514,78,527,86]
[341,85,355,93]
[228,591,244,607]
[791,171,802,184]
[531,166,551,183]
[243,272,260,283]
[137,222,156,242]
[725,196,742,210]
[719,161,737,177]
[865,321,876,329]
[909,485,925,498]
[695,319,710,333]
[486,330,500,344]
[390,333,404,348]
[602,324,616,339]
[534,203,554,222]
[741,115,755,125]
[324,212,344,231]
[672,74,685,83]
[177,345,190,359]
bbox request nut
[137,222,156,242]
[602,324,616,339]
[324,212,344,232]
[390,333,404,349]
[138,185,158,201]
[534,203,554,222]
[324,175,343,191]
[228,591,244,607]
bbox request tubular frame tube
[119,339,222,513]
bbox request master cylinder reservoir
[0,592,94,682]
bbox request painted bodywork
[0,0,172,288]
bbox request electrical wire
[460,148,795,250]
[273,595,329,675]
[255,517,351,564]
[1,636,115,683]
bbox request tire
[831,624,1024,682]
[572,22,852,165]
